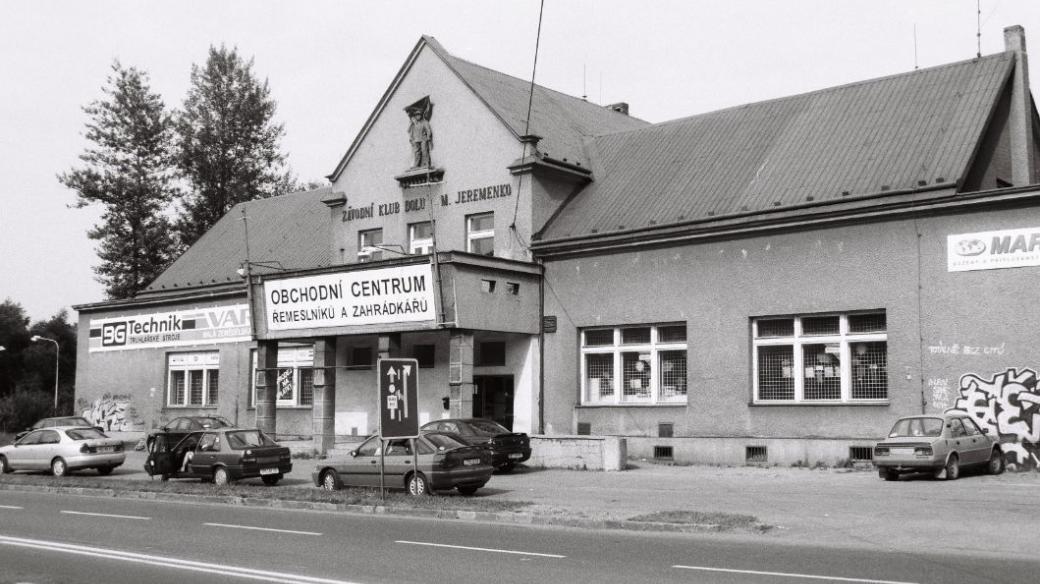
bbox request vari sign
[264,264,437,331]
[88,305,251,352]
[948,227,1040,272]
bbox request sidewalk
[9,448,1040,557]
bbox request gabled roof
[140,187,333,295]
[536,52,1016,243]
[328,36,648,180]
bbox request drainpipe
[538,261,545,434]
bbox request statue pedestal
[394,166,444,188]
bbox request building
[75,27,1040,467]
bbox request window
[408,221,433,255]
[358,228,383,262]
[251,345,314,407]
[466,212,494,256]
[580,323,688,405]
[476,341,506,366]
[168,352,219,407]
[752,312,887,404]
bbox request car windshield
[889,418,943,438]
[197,417,231,429]
[467,420,509,435]
[66,428,107,440]
[425,433,467,450]
[225,430,277,449]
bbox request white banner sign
[88,304,251,352]
[948,227,1040,272]
[264,264,437,331]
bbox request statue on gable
[406,97,434,169]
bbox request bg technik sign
[88,305,251,352]
[263,264,437,332]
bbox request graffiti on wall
[927,378,951,410]
[81,394,141,432]
[951,368,1040,469]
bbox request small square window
[481,279,496,293]
[358,229,383,263]
[505,282,520,295]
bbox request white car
[0,426,125,476]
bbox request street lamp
[30,335,59,413]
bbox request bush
[0,388,52,433]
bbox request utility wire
[510,0,546,247]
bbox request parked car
[874,412,1005,481]
[313,431,493,496]
[420,418,531,472]
[145,415,234,450]
[0,426,125,476]
[16,416,102,441]
[144,428,292,486]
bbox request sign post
[377,358,419,497]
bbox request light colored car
[873,413,1004,481]
[0,426,126,476]
[313,432,493,496]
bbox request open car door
[144,433,177,477]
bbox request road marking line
[0,505,23,510]
[672,565,919,584]
[0,535,363,584]
[396,540,565,558]
[204,522,322,536]
[60,510,150,521]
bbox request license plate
[98,446,114,453]
[259,467,280,476]
[463,459,480,466]
[891,448,914,456]
[508,453,523,459]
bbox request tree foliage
[58,62,178,299]
[175,45,295,248]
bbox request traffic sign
[378,358,419,438]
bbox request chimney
[1004,25,1036,185]
[604,102,629,115]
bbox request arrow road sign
[378,358,419,439]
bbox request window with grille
[580,323,688,405]
[752,312,887,404]
[167,352,219,407]
[358,228,383,262]
[409,221,433,255]
[466,212,494,256]
[251,345,315,408]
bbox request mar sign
[378,358,419,439]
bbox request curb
[0,483,764,535]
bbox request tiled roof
[433,39,650,168]
[141,187,333,295]
[537,53,1015,242]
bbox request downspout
[538,260,545,434]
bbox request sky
[1,0,1038,323]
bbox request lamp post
[31,335,59,413]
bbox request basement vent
[658,423,674,438]
[849,446,874,462]
[576,422,591,436]
[746,446,768,463]
[653,446,674,460]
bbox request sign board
[264,264,437,331]
[378,358,419,439]
[88,304,251,352]
[948,226,1040,272]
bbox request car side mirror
[94,426,104,433]
[350,450,357,457]
[981,428,990,434]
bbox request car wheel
[457,486,479,496]
[320,469,341,491]
[213,467,231,486]
[879,467,897,481]
[497,463,516,474]
[96,466,113,476]
[51,458,68,477]
[407,472,430,496]
[0,455,10,474]
[261,474,281,486]
[944,455,960,481]
[988,450,1005,475]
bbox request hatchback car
[0,426,125,476]
[144,428,292,485]
[145,415,234,451]
[420,418,531,472]
[313,432,493,496]
[874,412,1004,481]
[16,416,102,441]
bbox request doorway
[472,375,514,430]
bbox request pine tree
[58,62,178,299]
[175,45,295,248]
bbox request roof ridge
[596,51,1013,140]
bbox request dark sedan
[144,428,292,485]
[420,418,531,472]
[313,432,493,496]
[145,415,234,451]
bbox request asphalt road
[1,490,1037,584]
